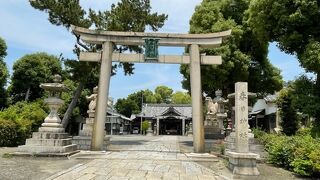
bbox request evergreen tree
[180,0,283,98]
[277,88,298,135]
[0,37,9,108]
[30,0,167,127]
[248,0,320,135]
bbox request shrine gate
[71,25,230,153]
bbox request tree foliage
[277,88,299,136]
[171,91,191,104]
[248,0,320,130]
[181,0,283,98]
[9,53,62,103]
[155,86,173,104]
[30,0,167,127]
[115,86,191,117]
[0,37,9,108]
[0,100,47,145]
[30,0,167,75]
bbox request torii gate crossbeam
[71,25,231,153]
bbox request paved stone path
[46,136,228,180]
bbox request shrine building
[131,104,192,136]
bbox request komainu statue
[86,86,98,111]
[206,97,218,115]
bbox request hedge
[0,119,17,147]
[254,128,320,177]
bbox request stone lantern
[17,75,77,155]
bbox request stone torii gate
[71,25,231,153]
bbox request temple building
[249,94,281,132]
[131,104,192,135]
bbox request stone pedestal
[204,114,225,139]
[225,132,267,159]
[227,151,260,176]
[79,110,95,136]
[73,110,110,150]
[18,97,77,155]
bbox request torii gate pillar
[190,44,204,152]
[91,42,113,150]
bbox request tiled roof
[138,103,192,119]
[264,94,278,103]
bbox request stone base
[225,132,267,159]
[204,126,224,139]
[72,136,110,150]
[18,132,77,155]
[38,127,65,133]
[227,151,260,176]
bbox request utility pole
[140,92,143,135]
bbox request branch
[74,33,90,51]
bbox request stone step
[72,136,110,150]
[26,138,72,146]
[18,144,77,153]
[225,137,260,144]
[32,132,69,139]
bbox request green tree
[30,0,167,128]
[9,53,62,103]
[0,37,9,108]
[155,86,173,103]
[277,88,299,136]
[180,0,283,98]
[115,86,177,117]
[248,0,320,134]
[171,91,191,104]
[115,89,156,117]
[115,98,139,118]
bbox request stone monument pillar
[17,75,77,155]
[226,82,259,175]
[72,86,110,150]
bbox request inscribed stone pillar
[91,42,113,151]
[235,82,249,153]
[189,44,205,153]
[182,118,185,136]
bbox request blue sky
[0,0,309,101]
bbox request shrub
[252,127,267,139]
[142,120,149,134]
[265,135,295,169]
[0,100,47,145]
[296,127,311,136]
[0,119,17,147]
[258,131,320,177]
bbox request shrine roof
[137,103,192,119]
